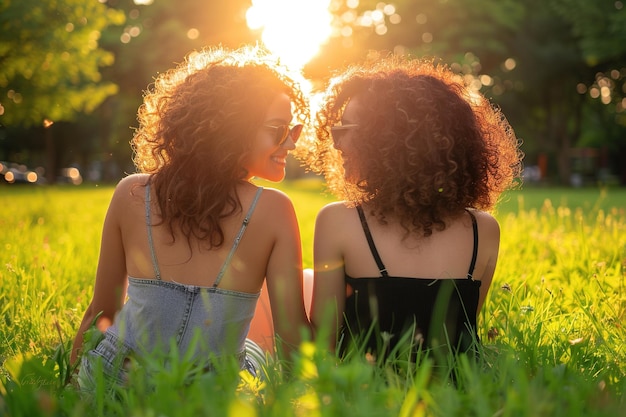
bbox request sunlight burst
[246,0,333,71]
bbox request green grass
[496,185,626,215]
[1,181,625,416]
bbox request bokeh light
[62,167,83,185]
[26,172,38,183]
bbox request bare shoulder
[112,173,149,195]
[255,187,295,213]
[257,186,291,202]
[470,210,499,231]
[109,174,149,210]
[317,201,351,220]
[468,210,500,245]
[250,187,299,230]
[316,201,353,230]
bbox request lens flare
[246,0,333,71]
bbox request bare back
[339,205,499,283]
[118,177,268,294]
[311,201,500,344]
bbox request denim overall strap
[213,187,263,288]
[145,181,162,280]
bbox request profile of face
[244,93,302,182]
[331,96,361,182]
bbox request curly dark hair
[132,46,309,248]
[307,56,523,238]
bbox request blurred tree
[312,0,626,185]
[91,0,255,180]
[4,0,624,184]
[551,0,626,183]
[0,0,255,182]
[0,0,124,181]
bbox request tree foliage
[312,0,626,184]
[90,0,255,178]
[1,0,625,184]
[0,0,125,127]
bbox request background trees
[310,0,626,184]
[0,0,124,181]
[1,0,625,184]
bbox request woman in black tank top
[305,56,523,365]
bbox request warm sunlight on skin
[246,0,333,71]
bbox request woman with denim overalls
[70,46,312,392]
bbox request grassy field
[1,180,625,416]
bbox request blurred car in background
[0,161,43,185]
[1,161,82,185]
[58,167,83,185]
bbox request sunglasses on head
[263,124,304,146]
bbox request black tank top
[340,206,482,361]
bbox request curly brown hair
[132,46,309,248]
[307,56,523,238]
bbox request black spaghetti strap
[466,210,478,280]
[356,206,389,277]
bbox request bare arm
[476,211,500,313]
[310,203,347,351]
[264,191,311,356]
[70,180,130,364]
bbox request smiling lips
[271,155,287,165]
